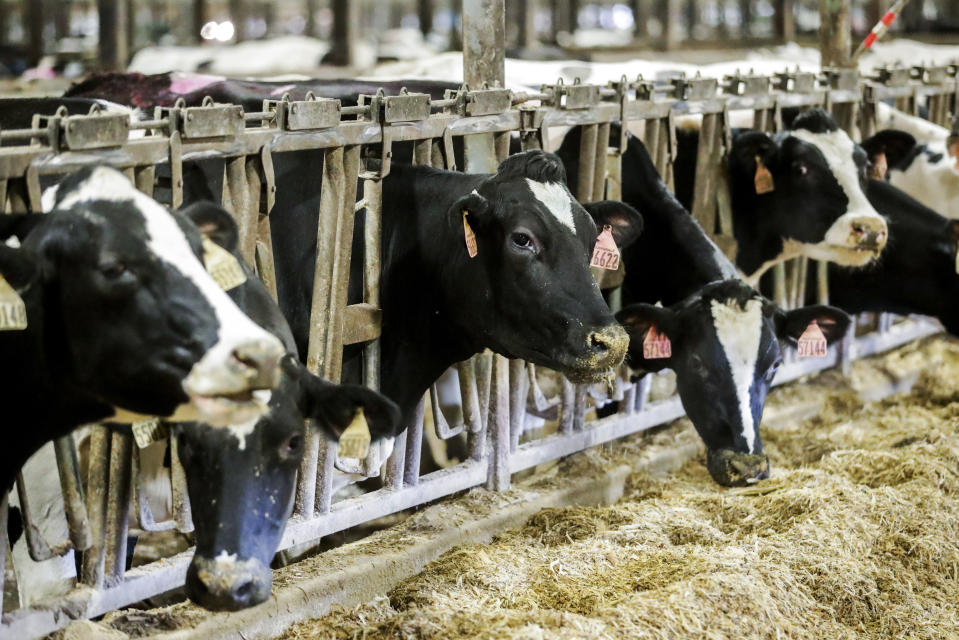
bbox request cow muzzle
[182,335,285,427]
[821,212,888,266]
[186,552,272,611]
[706,449,770,487]
[565,324,630,383]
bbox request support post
[632,0,646,38]
[55,0,71,40]
[514,0,536,50]
[659,0,681,50]
[98,0,129,74]
[26,0,44,66]
[328,0,361,66]
[193,0,207,43]
[774,0,794,42]
[305,0,318,37]
[739,0,751,37]
[418,0,433,36]
[820,0,852,67]
[229,0,247,41]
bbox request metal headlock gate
[0,62,954,638]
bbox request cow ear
[178,201,240,253]
[730,131,778,187]
[283,356,401,441]
[0,245,40,290]
[583,200,644,249]
[615,303,677,372]
[861,130,917,177]
[775,305,850,346]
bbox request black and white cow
[64,71,460,111]
[861,128,959,221]
[0,166,285,497]
[172,202,401,611]
[820,178,959,335]
[675,108,889,283]
[558,125,850,486]
[271,150,642,429]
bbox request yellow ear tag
[0,274,28,331]
[463,211,478,258]
[870,152,888,180]
[131,418,169,448]
[754,155,775,194]
[201,236,247,291]
[337,408,371,459]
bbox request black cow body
[65,71,460,111]
[0,167,285,497]
[819,179,959,335]
[271,151,641,427]
[674,109,888,282]
[558,125,850,486]
[173,203,400,611]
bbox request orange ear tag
[590,225,621,270]
[754,155,775,194]
[463,211,478,258]
[642,326,672,359]
[870,152,888,180]
[797,320,828,358]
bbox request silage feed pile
[284,338,959,640]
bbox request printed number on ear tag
[643,326,672,359]
[202,236,247,291]
[754,155,775,194]
[463,211,478,258]
[590,225,621,270]
[338,408,371,459]
[131,418,169,449]
[0,274,27,331]
[797,320,828,358]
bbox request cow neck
[0,282,112,495]
[727,173,786,280]
[618,137,739,306]
[378,164,489,420]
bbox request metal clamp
[774,69,819,94]
[359,87,432,124]
[265,92,342,131]
[540,78,602,110]
[822,67,860,92]
[723,70,771,97]
[871,65,912,87]
[159,96,245,139]
[670,72,719,101]
[912,64,953,85]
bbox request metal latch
[872,65,911,87]
[265,93,341,131]
[464,87,512,116]
[912,64,952,85]
[180,97,245,139]
[774,70,819,93]
[670,73,718,101]
[822,68,860,92]
[60,112,130,150]
[723,71,770,96]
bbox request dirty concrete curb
[62,350,931,640]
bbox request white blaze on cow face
[526,179,576,233]
[789,129,888,265]
[888,141,959,220]
[710,297,763,454]
[54,167,284,427]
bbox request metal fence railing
[0,62,955,639]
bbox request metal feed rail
[0,65,954,639]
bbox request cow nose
[850,217,888,251]
[230,338,284,389]
[707,449,770,487]
[584,324,629,366]
[186,554,272,611]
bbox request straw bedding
[283,338,959,640]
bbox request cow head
[617,280,850,486]
[730,109,888,277]
[18,166,285,426]
[179,357,400,610]
[448,150,643,382]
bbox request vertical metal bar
[363,178,383,391]
[313,442,336,514]
[97,0,129,70]
[472,351,493,460]
[816,259,829,305]
[329,0,361,66]
[573,384,587,431]
[486,354,511,491]
[691,113,718,235]
[134,165,155,197]
[103,431,132,583]
[0,490,7,618]
[53,437,91,552]
[403,397,427,486]
[634,373,653,412]
[0,179,8,213]
[592,122,610,201]
[413,139,432,166]
[384,430,407,490]
[80,426,109,587]
[462,0,505,88]
[576,124,598,202]
[559,378,576,434]
[431,140,446,169]
[508,358,527,452]
[169,132,183,209]
[773,263,787,307]
[645,118,661,169]
[225,156,256,266]
[494,131,511,164]
[169,436,193,533]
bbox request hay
[281,337,959,640]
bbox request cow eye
[689,354,708,377]
[510,231,537,252]
[765,359,783,382]
[280,434,303,459]
[793,162,809,176]
[100,260,129,279]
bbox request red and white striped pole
[852,0,912,61]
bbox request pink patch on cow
[270,84,297,96]
[169,72,224,95]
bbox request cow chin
[706,449,770,487]
[809,242,883,267]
